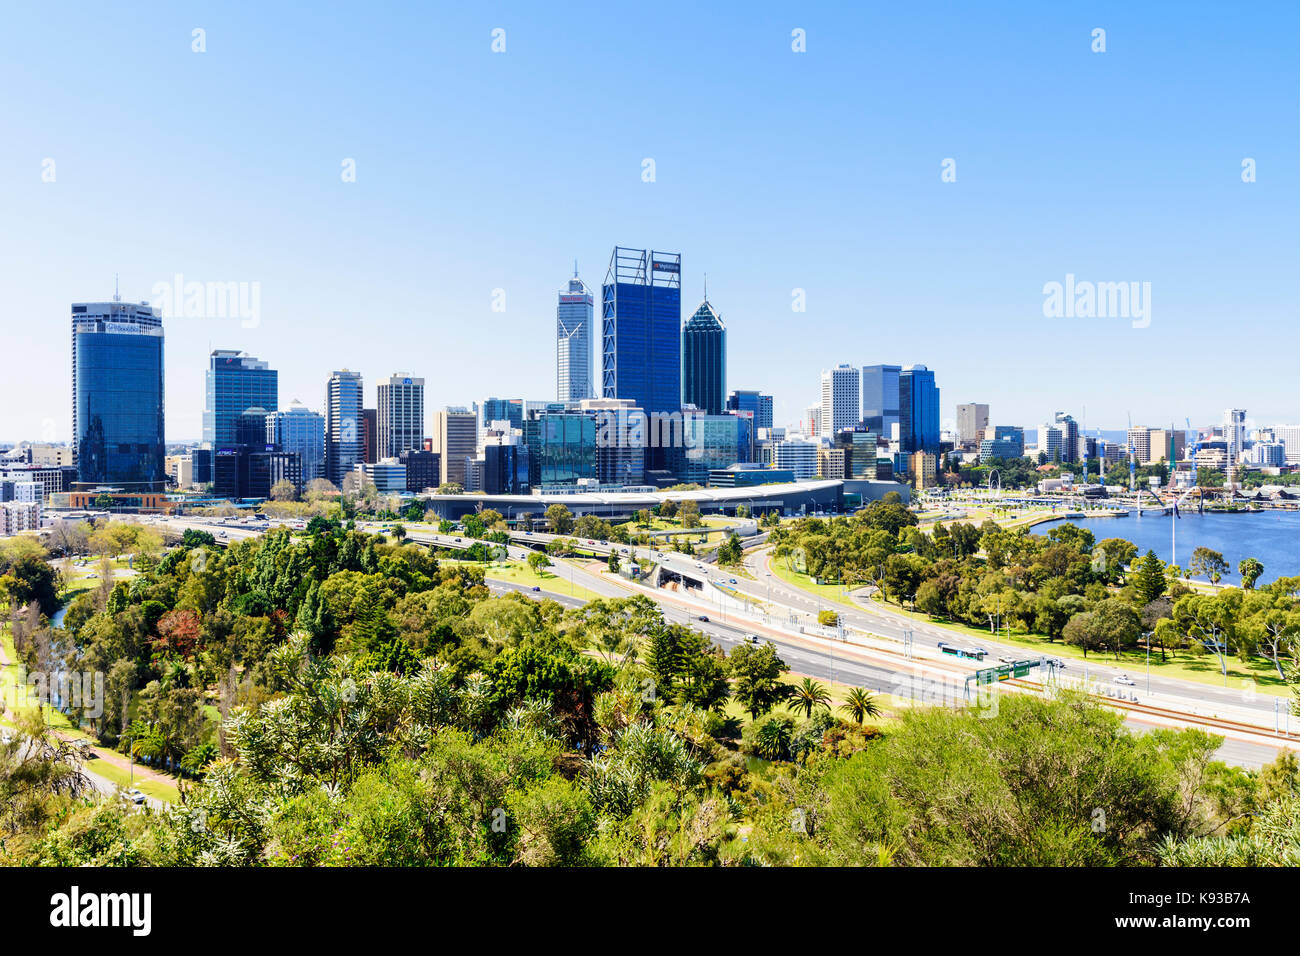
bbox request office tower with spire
[377,374,425,458]
[681,282,726,415]
[325,370,363,485]
[557,263,594,401]
[71,293,166,491]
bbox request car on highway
[1114,674,1135,686]
[745,634,761,644]
[697,615,709,622]
[729,578,737,584]
[127,788,146,805]
[531,586,541,592]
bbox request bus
[937,641,986,661]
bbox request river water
[1032,509,1300,586]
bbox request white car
[1114,674,1135,686]
[127,788,146,805]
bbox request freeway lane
[153,517,1297,765]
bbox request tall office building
[325,370,363,486]
[726,390,774,430]
[862,364,902,439]
[681,296,726,415]
[602,247,681,413]
[1053,412,1079,464]
[361,409,377,463]
[480,397,523,437]
[203,350,278,446]
[377,374,425,458]
[899,365,940,454]
[956,403,989,448]
[820,365,860,436]
[268,401,326,484]
[431,408,478,488]
[71,298,166,491]
[557,269,594,401]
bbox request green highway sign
[975,659,1040,684]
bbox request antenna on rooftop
[113,274,120,303]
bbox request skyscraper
[71,298,166,491]
[899,365,940,454]
[1053,411,1079,464]
[821,364,860,436]
[557,268,594,401]
[267,400,326,484]
[861,364,902,439]
[602,248,681,415]
[1224,408,1246,484]
[204,350,278,446]
[325,370,363,486]
[377,374,425,458]
[681,295,726,415]
[726,390,774,430]
[431,407,478,488]
[956,403,989,448]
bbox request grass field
[441,558,604,603]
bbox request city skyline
[4,3,1299,441]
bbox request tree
[678,500,701,529]
[1131,550,1168,606]
[754,716,795,761]
[545,504,575,535]
[1238,557,1264,590]
[607,551,620,573]
[527,552,552,575]
[727,642,789,719]
[1189,547,1229,586]
[269,479,297,502]
[716,533,743,566]
[787,677,831,719]
[435,482,464,495]
[840,687,881,724]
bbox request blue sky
[1,0,1297,442]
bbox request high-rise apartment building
[1224,409,1246,481]
[325,370,363,486]
[821,365,860,437]
[1053,412,1079,463]
[377,374,425,459]
[681,296,726,415]
[557,269,594,401]
[431,408,478,488]
[71,298,166,491]
[204,350,278,446]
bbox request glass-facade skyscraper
[899,364,940,454]
[602,247,681,415]
[325,370,363,485]
[71,299,166,491]
[726,390,774,430]
[681,297,726,415]
[557,270,594,401]
[862,364,902,438]
[268,401,326,483]
[204,350,278,446]
[602,247,681,471]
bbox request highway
[148,514,1299,767]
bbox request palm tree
[839,687,881,724]
[787,677,831,719]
